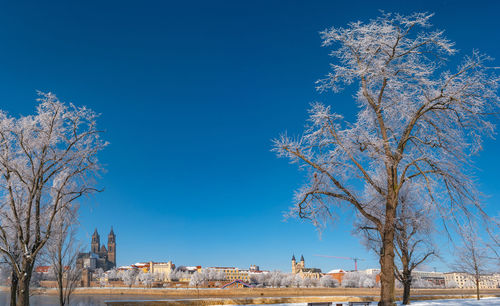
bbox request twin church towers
[91,227,116,268]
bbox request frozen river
[0,291,170,305]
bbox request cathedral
[291,255,322,279]
[77,228,116,271]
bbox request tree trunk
[16,271,32,306]
[379,198,397,306]
[402,279,411,305]
[10,270,18,306]
[475,277,480,300]
[379,239,396,305]
[58,273,64,306]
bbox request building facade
[444,272,500,289]
[411,271,446,286]
[150,261,176,281]
[208,267,251,282]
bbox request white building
[444,272,500,289]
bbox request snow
[405,297,500,305]
[220,297,500,305]
[327,269,345,273]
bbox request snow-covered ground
[223,297,500,306]
[399,297,500,305]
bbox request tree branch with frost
[274,134,381,228]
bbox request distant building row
[37,228,500,290]
[289,255,500,289]
[117,262,265,284]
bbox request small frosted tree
[189,271,206,288]
[107,268,118,281]
[320,275,339,287]
[45,207,82,306]
[393,198,435,304]
[120,269,139,288]
[292,274,302,288]
[411,277,434,288]
[453,224,495,300]
[273,12,499,305]
[168,270,180,282]
[445,279,458,288]
[138,271,153,288]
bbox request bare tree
[453,224,495,300]
[45,207,82,306]
[273,12,499,305]
[393,195,435,304]
[0,92,107,305]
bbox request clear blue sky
[0,0,498,273]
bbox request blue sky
[0,0,498,273]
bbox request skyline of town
[79,227,490,275]
[50,228,499,291]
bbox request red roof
[35,265,70,273]
[36,266,50,273]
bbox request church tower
[91,228,100,254]
[299,255,305,270]
[291,254,297,273]
[107,227,116,268]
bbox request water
[0,291,175,305]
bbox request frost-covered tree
[341,271,376,288]
[107,268,119,281]
[168,267,195,282]
[189,271,206,288]
[250,271,307,288]
[137,271,153,288]
[273,12,499,305]
[119,269,138,288]
[94,268,104,286]
[411,277,435,288]
[45,207,82,306]
[204,268,226,281]
[168,270,182,282]
[291,274,302,288]
[0,92,107,305]
[393,196,436,304]
[319,275,339,288]
[445,279,458,288]
[453,224,495,300]
[301,276,318,288]
[269,271,286,287]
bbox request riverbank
[4,286,500,299]
[103,295,500,306]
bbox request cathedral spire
[107,226,116,268]
[91,228,100,254]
